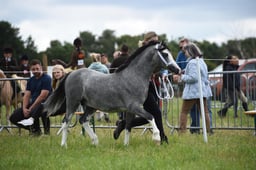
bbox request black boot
[242,102,249,111]
[160,134,168,144]
[217,109,227,118]
[113,120,126,140]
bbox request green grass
[0,98,255,170]
[0,126,255,170]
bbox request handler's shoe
[18,117,34,126]
[113,120,125,140]
[160,135,168,144]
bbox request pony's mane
[115,41,159,73]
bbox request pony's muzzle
[167,64,181,74]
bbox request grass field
[0,125,255,170]
[0,97,255,170]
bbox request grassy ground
[0,126,255,170]
[0,97,255,170]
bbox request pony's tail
[44,73,70,117]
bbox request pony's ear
[156,41,167,51]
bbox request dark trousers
[9,103,50,134]
[190,104,200,132]
[128,86,166,138]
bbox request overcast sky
[1,0,256,51]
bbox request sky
[1,0,256,51]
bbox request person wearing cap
[113,31,169,144]
[0,47,21,99]
[17,54,30,77]
[0,47,18,77]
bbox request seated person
[9,59,52,135]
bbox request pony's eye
[161,52,168,58]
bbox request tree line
[1,20,256,71]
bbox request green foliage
[0,21,39,61]
[1,20,256,69]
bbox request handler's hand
[23,108,30,118]
[173,75,181,83]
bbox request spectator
[100,53,111,68]
[9,59,52,136]
[0,47,18,76]
[0,47,20,99]
[52,64,66,90]
[110,44,129,73]
[176,37,189,70]
[45,64,67,118]
[113,50,121,60]
[175,37,201,134]
[17,54,30,78]
[88,53,110,122]
[173,43,211,133]
[66,37,86,70]
[110,44,130,121]
[217,55,248,118]
[88,53,109,74]
[113,31,169,144]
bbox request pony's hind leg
[60,112,73,147]
[61,121,69,148]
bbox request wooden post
[42,54,48,74]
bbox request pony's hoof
[154,140,161,146]
[123,140,129,146]
[92,137,99,145]
[61,142,67,148]
[152,132,161,142]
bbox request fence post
[196,57,208,143]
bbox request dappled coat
[181,58,212,99]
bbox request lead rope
[152,75,174,100]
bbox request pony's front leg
[123,113,134,146]
[82,119,98,145]
[148,118,161,144]
[61,122,69,148]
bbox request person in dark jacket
[0,47,18,77]
[0,47,20,99]
[217,55,248,118]
[110,44,129,73]
[113,32,169,144]
[17,54,30,78]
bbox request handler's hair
[183,43,203,58]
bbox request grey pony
[44,41,180,147]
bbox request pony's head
[155,42,181,74]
